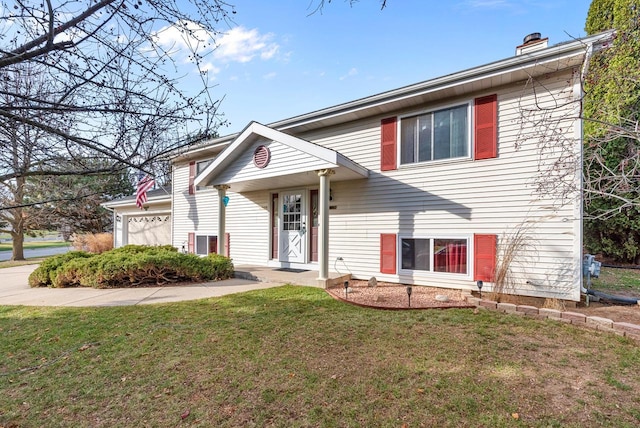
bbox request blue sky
[159,0,592,135]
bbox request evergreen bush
[40,245,234,288]
[28,251,94,287]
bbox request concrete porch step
[233,264,350,288]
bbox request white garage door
[128,215,171,246]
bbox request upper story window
[196,159,214,191]
[400,104,469,165]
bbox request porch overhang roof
[194,122,369,192]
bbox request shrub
[28,251,94,287]
[71,232,114,254]
[109,244,178,255]
[51,246,234,288]
[207,253,234,280]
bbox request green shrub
[28,251,93,288]
[207,253,234,280]
[108,244,178,255]
[50,246,234,288]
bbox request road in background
[0,245,71,262]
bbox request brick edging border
[465,294,640,341]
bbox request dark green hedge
[29,245,234,288]
[28,251,94,288]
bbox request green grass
[0,258,46,269]
[590,267,640,296]
[0,241,70,252]
[2,286,640,427]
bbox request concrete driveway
[0,265,280,307]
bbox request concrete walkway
[0,265,282,307]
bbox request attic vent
[253,145,271,168]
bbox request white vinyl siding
[171,68,582,301]
[302,69,581,300]
[172,162,218,252]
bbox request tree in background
[0,63,70,260]
[583,0,640,263]
[28,160,134,240]
[0,1,235,259]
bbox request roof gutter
[177,31,614,159]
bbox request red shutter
[474,234,496,282]
[188,161,196,195]
[474,94,497,160]
[225,232,230,257]
[187,232,195,254]
[380,117,397,171]
[380,233,397,274]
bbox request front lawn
[1,286,639,427]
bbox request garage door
[128,215,171,246]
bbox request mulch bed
[326,280,475,310]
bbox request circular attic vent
[253,145,271,168]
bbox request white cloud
[200,62,221,75]
[339,68,358,81]
[151,23,279,80]
[213,26,280,63]
[152,20,214,54]
[263,72,277,80]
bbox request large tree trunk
[10,227,25,261]
[10,174,26,261]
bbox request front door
[280,191,306,263]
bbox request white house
[105,32,612,302]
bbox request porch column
[215,185,230,256]
[317,169,335,282]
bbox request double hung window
[400,104,469,164]
[196,159,214,191]
[195,235,217,255]
[401,237,468,274]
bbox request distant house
[104,32,612,302]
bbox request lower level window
[401,238,467,274]
[196,235,217,255]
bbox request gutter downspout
[579,42,595,295]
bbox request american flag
[136,173,155,209]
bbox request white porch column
[317,169,335,282]
[215,185,230,256]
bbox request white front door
[280,191,306,263]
